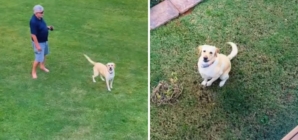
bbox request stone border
[150,0,203,30]
[282,126,298,140]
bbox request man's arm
[31,34,41,51]
[30,21,41,51]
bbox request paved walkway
[150,0,202,30]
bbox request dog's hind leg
[92,67,99,83]
[100,75,105,81]
[219,74,229,87]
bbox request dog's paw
[206,81,213,86]
[219,81,226,87]
[201,81,207,86]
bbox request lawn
[150,0,298,139]
[0,0,148,139]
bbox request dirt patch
[181,7,195,16]
[151,77,183,106]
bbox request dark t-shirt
[30,14,48,42]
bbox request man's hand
[31,34,41,52]
[36,45,42,52]
[47,26,54,31]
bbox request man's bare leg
[32,60,39,79]
[40,55,49,72]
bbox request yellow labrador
[197,42,238,87]
[84,54,115,91]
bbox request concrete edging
[150,0,203,30]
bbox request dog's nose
[203,57,208,62]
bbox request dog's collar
[109,70,114,74]
[201,61,215,68]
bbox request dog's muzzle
[109,68,113,74]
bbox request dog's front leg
[110,79,113,89]
[200,74,208,86]
[206,76,220,86]
[106,78,111,91]
[201,79,208,86]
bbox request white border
[147,0,150,140]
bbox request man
[30,5,53,79]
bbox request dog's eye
[203,50,206,52]
[210,52,213,54]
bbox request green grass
[150,0,164,8]
[0,0,148,139]
[150,0,298,139]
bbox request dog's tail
[227,42,238,60]
[83,54,96,65]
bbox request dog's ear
[113,63,115,68]
[215,48,220,57]
[197,45,203,55]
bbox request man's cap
[33,5,44,13]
